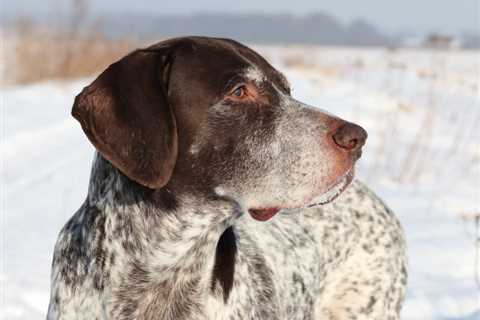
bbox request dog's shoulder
[48,201,108,319]
[316,179,407,290]
[335,180,405,239]
[314,180,408,318]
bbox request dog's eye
[230,85,246,99]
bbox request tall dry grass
[3,0,139,85]
[4,19,137,85]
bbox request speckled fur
[48,157,406,319]
[47,37,407,319]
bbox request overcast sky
[4,0,479,35]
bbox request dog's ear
[72,48,177,189]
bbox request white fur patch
[188,143,201,155]
[244,67,266,84]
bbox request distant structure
[424,33,458,49]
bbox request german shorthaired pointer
[47,36,407,319]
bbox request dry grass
[4,0,140,85]
[4,21,138,85]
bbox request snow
[1,47,479,319]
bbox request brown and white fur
[47,36,407,320]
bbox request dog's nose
[332,122,367,152]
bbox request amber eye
[231,85,246,99]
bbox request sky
[3,0,479,35]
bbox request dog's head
[73,36,366,221]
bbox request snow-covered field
[1,46,479,319]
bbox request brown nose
[332,122,367,151]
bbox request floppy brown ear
[72,48,178,189]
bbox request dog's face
[73,37,366,221]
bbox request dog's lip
[247,168,355,221]
[307,167,355,207]
[248,207,280,221]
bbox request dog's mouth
[307,167,355,207]
[248,168,355,222]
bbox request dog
[47,36,407,320]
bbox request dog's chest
[201,216,323,320]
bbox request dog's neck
[84,153,240,317]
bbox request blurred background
[1,0,479,319]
